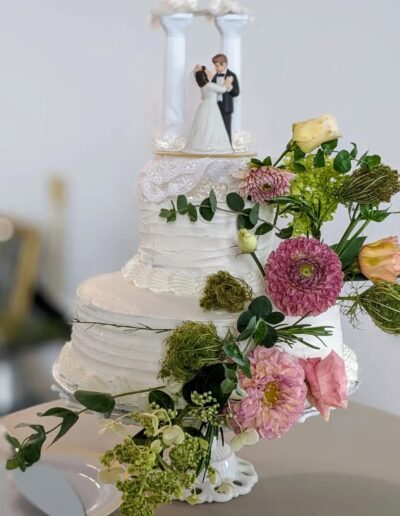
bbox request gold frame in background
[0,217,41,340]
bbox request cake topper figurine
[185,63,234,153]
[212,53,240,143]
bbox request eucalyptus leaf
[241,208,257,229]
[237,310,252,332]
[226,192,245,212]
[266,311,285,325]
[236,214,246,229]
[321,139,338,153]
[349,142,358,159]
[249,204,260,225]
[276,226,294,240]
[255,222,273,235]
[187,203,198,222]
[333,150,352,173]
[74,390,116,413]
[149,390,174,410]
[362,154,381,169]
[314,149,325,168]
[209,189,217,213]
[199,198,215,221]
[237,315,257,340]
[248,296,272,318]
[177,195,188,213]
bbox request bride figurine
[185,65,234,153]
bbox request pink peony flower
[230,347,307,440]
[236,166,295,203]
[300,351,348,421]
[265,237,344,316]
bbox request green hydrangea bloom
[283,153,347,236]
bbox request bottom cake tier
[54,271,359,409]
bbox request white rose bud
[238,229,257,254]
[292,114,341,153]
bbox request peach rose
[300,351,348,421]
[359,236,400,283]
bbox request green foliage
[332,236,367,271]
[226,192,245,211]
[148,390,174,411]
[358,283,400,335]
[333,150,352,173]
[282,153,347,236]
[199,271,253,313]
[159,321,223,383]
[182,363,230,407]
[74,390,116,414]
[337,164,400,205]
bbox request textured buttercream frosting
[56,271,347,407]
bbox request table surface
[1,400,400,516]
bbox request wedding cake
[55,154,356,408]
[54,7,359,412]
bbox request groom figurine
[212,53,240,143]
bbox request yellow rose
[359,236,400,283]
[238,229,257,254]
[292,114,341,153]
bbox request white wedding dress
[185,82,233,153]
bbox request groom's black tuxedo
[212,69,240,143]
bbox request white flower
[230,428,259,452]
[99,419,130,438]
[292,114,341,153]
[238,229,258,254]
[98,466,126,484]
[215,481,233,494]
[162,425,185,446]
[150,439,163,454]
[0,425,14,461]
[152,0,198,17]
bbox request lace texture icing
[139,155,248,203]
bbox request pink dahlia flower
[230,347,307,440]
[300,351,348,421]
[265,237,344,316]
[236,166,295,203]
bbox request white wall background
[1,0,400,414]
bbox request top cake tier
[122,154,274,296]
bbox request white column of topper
[215,14,249,134]
[160,13,193,136]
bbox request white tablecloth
[1,401,400,515]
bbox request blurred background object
[0,178,70,415]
